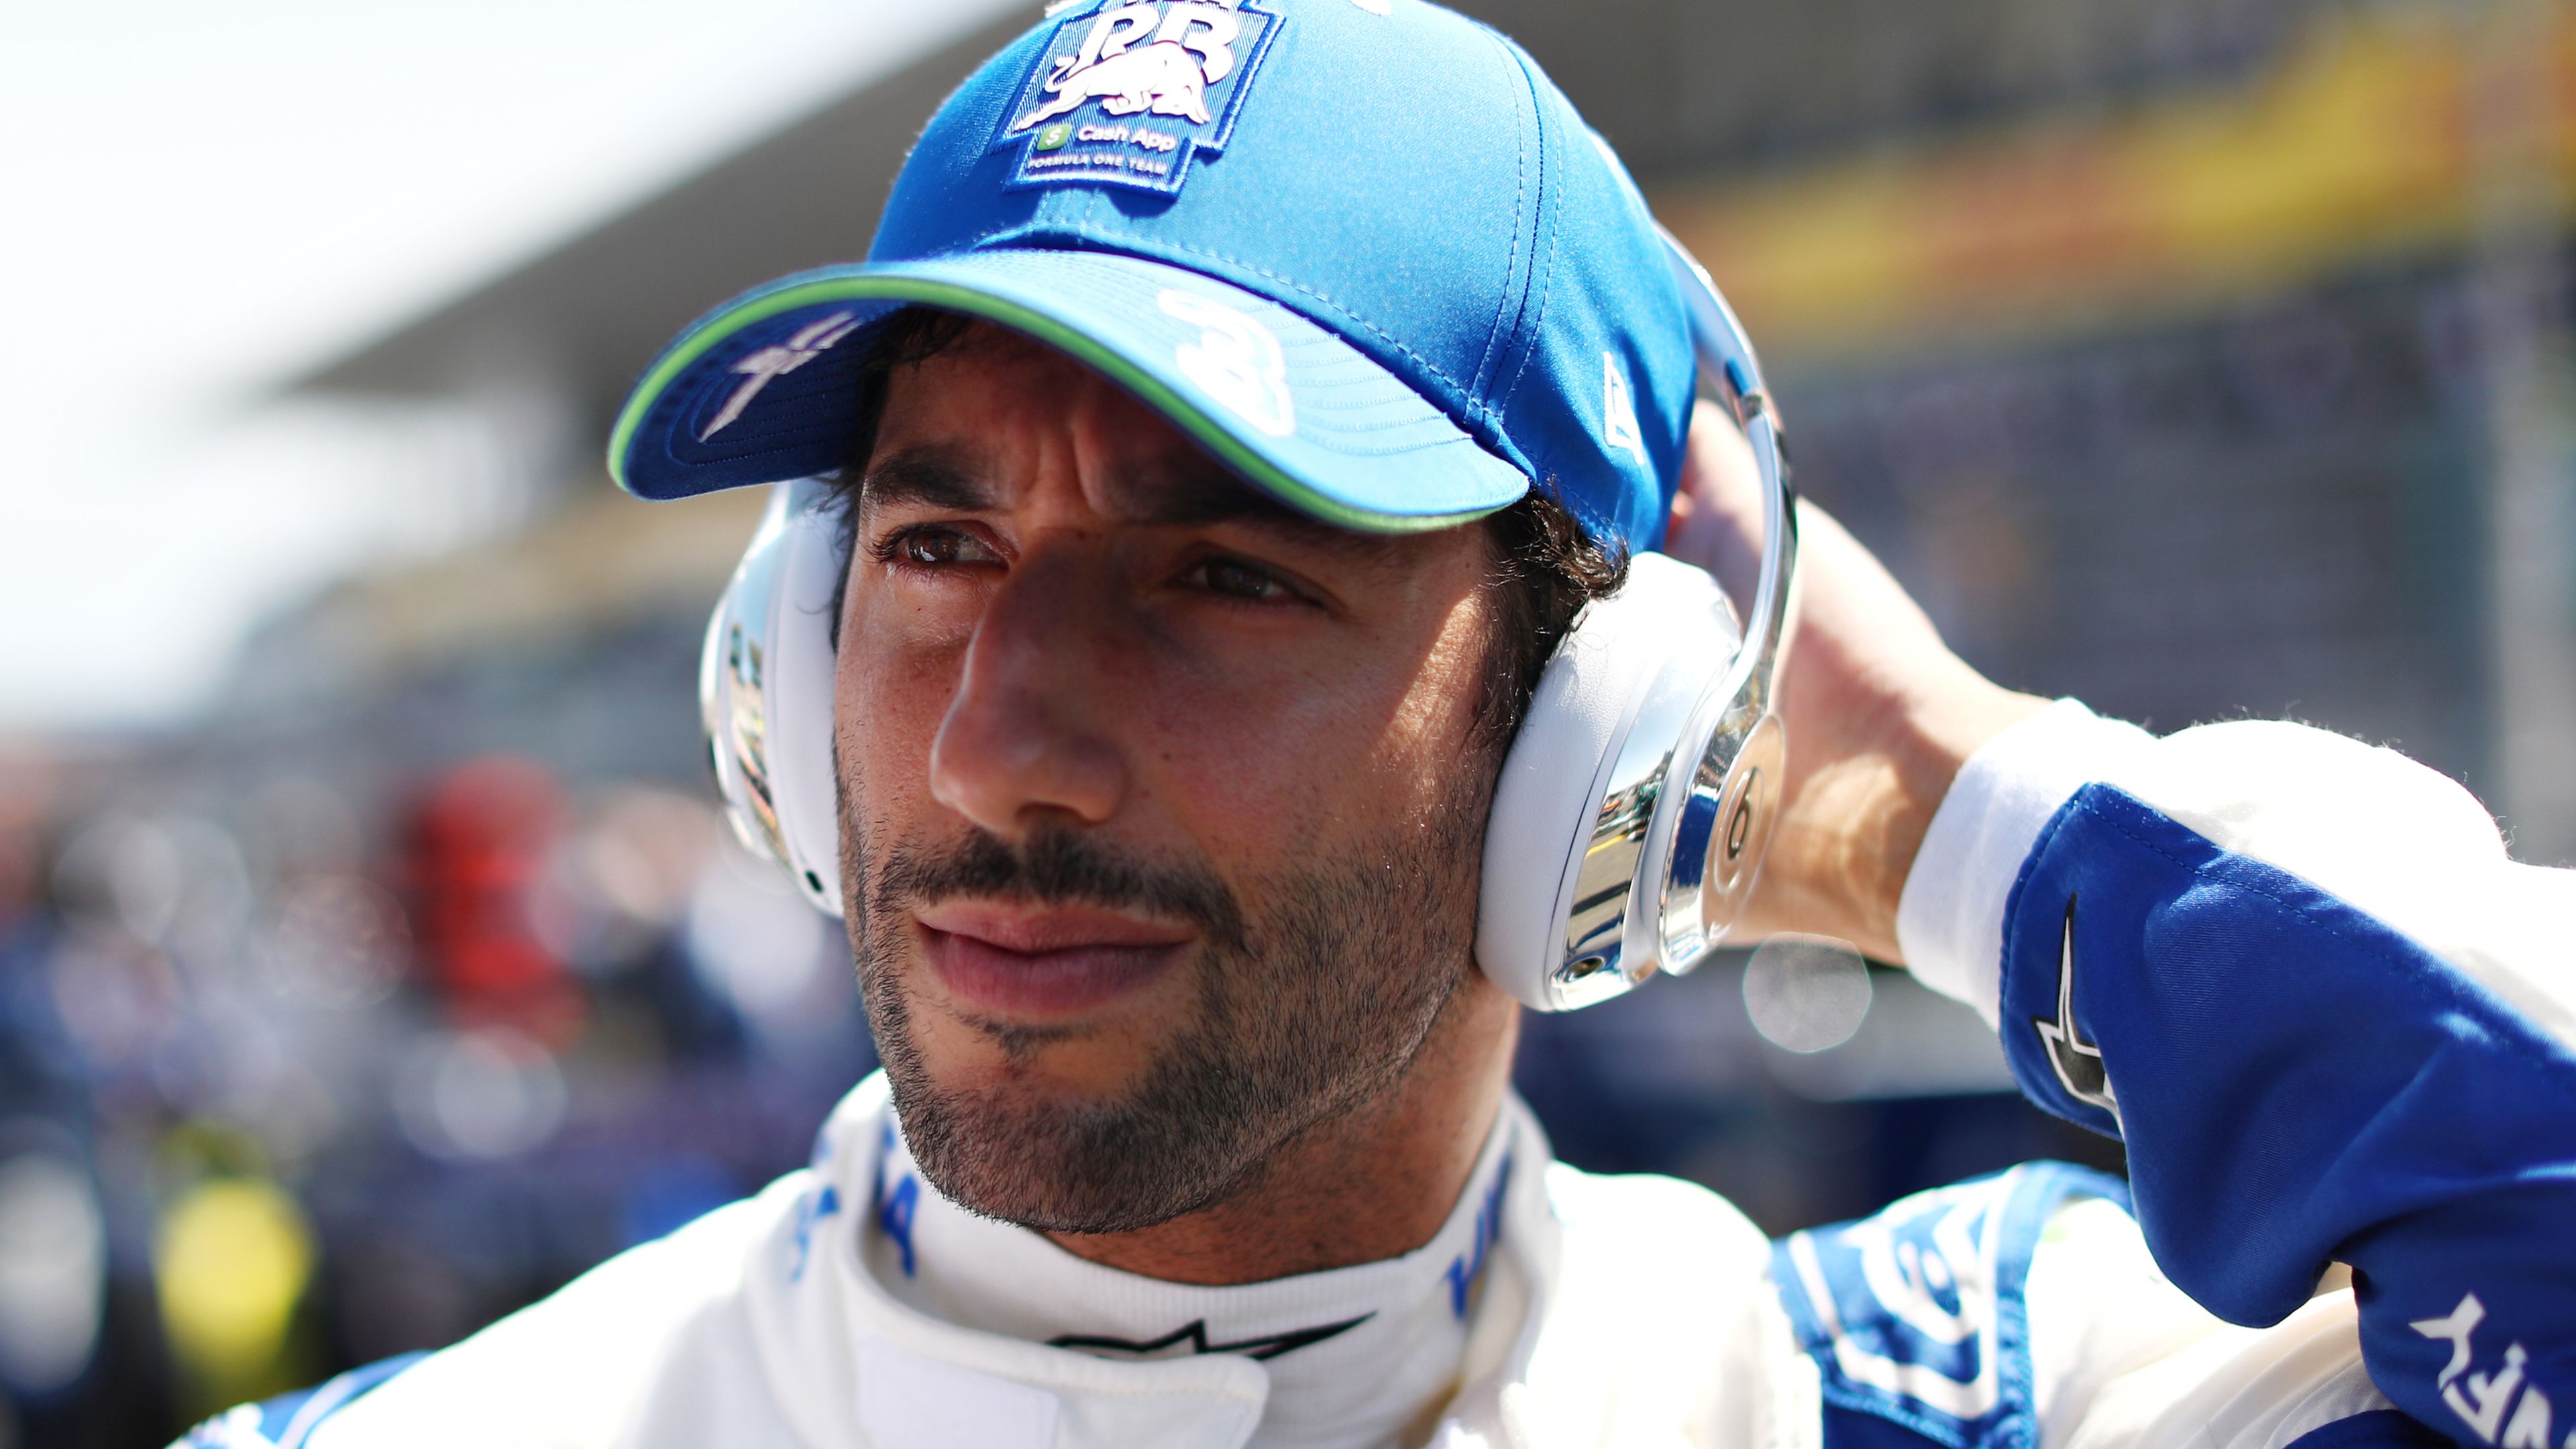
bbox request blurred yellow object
[155,1177,316,1395]
[1658,1,2571,357]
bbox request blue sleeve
[2001,783,2576,1449]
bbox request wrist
[1868,675,2050,965]
[1890,698,2159,1020]
[1741,674,2042,963]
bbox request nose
[927,551,1131,839]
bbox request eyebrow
[859,445,991,515]
[859,442,1411,561]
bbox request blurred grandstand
[7,0,2573,1441]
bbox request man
[185,2,2573,1446]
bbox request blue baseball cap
[608,0,1695,555]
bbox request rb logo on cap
[992,0,1283,197]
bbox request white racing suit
[181,703,2576,1449]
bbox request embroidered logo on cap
[1161,289,1295,436]
[1602,353,1647,467]
[992,0,1281,196]
[701,312,861,441]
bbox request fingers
[1662,400,1764,616]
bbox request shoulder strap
[1769,1161,2128,1449]
[173,1352,426,1449]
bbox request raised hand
[1660,402,2047,963]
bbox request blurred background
[6,0,2573,1442]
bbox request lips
[914,901,1191,1016]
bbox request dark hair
[1470,480,1626,747]
[824,308,1626,745]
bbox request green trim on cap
[609,272,1515,535]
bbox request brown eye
[1191,556,1287,600]
[890,527,996,568]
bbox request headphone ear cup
[1475,554,1740,1011]
[767,481,847,917]
[1477,614,1648,1012]
[702,488,794,868]
[700,480,847,919]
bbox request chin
[858,961,1238,1232]
[924,1022,1164,1104]
[882,1053,1260,1234]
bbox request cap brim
[609,250,1530,533]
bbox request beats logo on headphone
[697,233,1797,1013]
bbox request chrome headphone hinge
[1652,229,1800,979]
[1552,777,1656,998]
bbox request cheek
[835,627,960,830]
[1131,608,1493,861]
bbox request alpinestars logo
[1049,1315,1373,1362]
[2032,897,2120,1128]
[991,0,1281,196]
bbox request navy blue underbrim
[609,249,1532,533]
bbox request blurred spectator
[0,742,877,1444]
[402,759,582,1046]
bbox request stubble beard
[837,766,1493,1236]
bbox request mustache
[869,827,1248,951]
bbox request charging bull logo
[991,0,1281,196]
[1018,40,1214,129]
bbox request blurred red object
[0,748,56,936]
[401,757,584,1046]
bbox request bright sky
[0,0,1022,733]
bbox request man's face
[835,322,1509,1234]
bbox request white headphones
[698,233,1797,1012]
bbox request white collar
[732,1073,1783,1449]
[860,1095,1530,1449]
